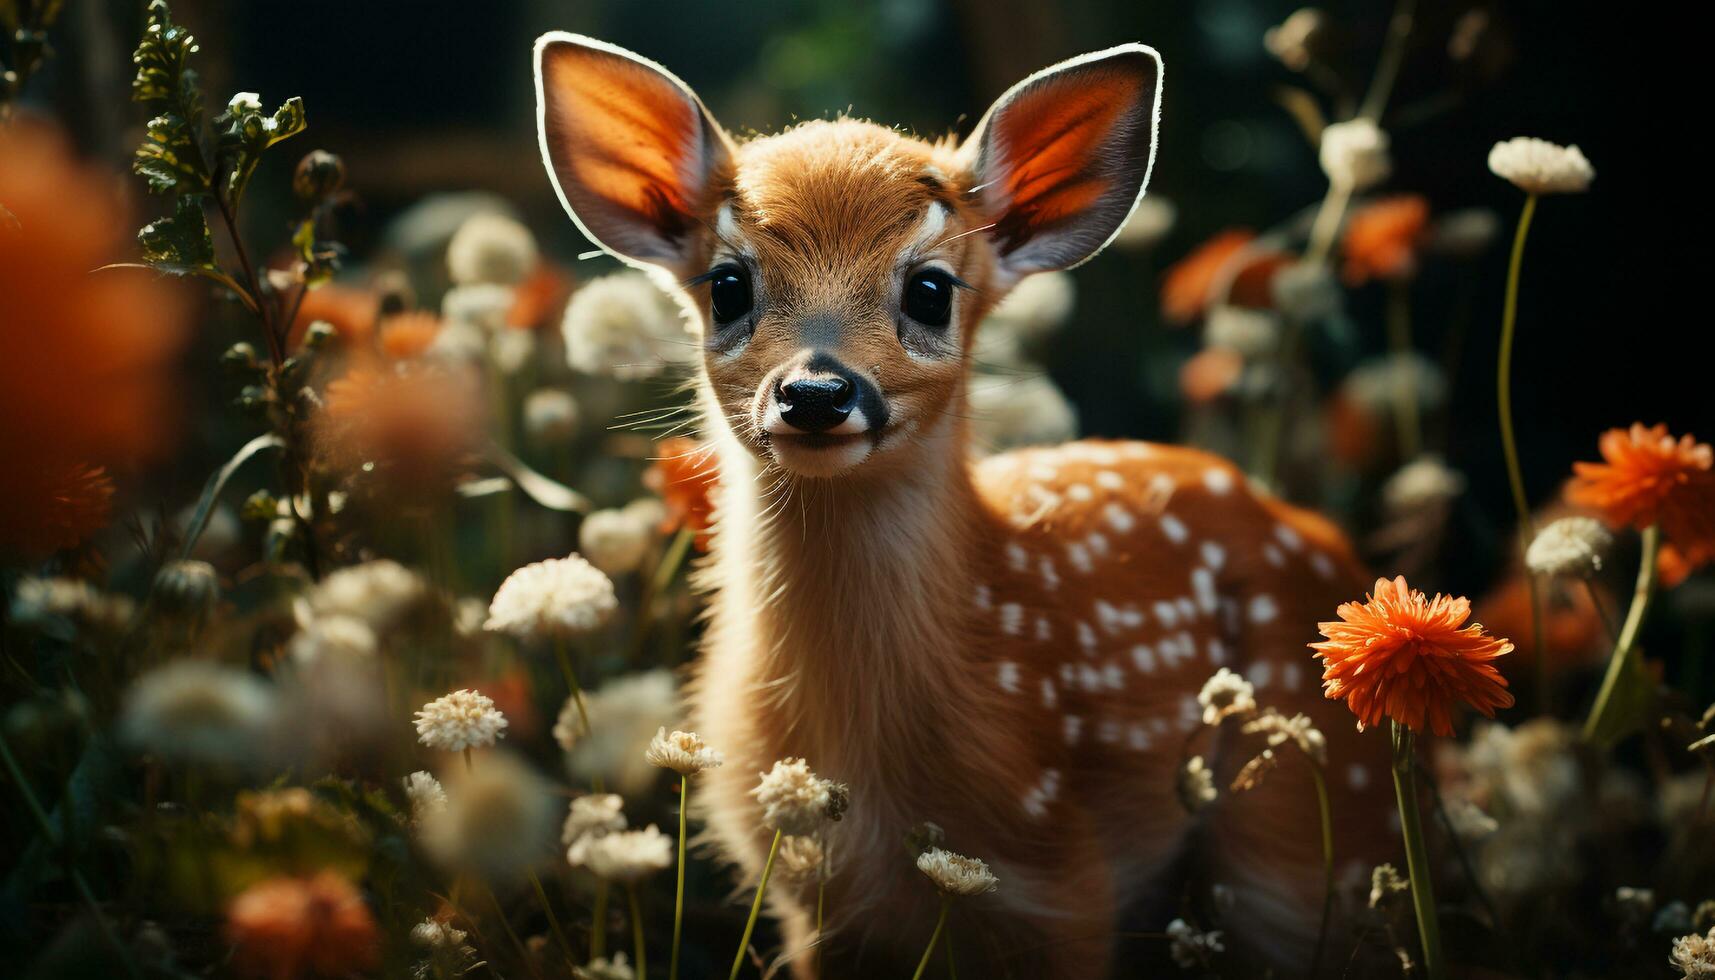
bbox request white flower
[300,560,427,631]
[1464,719,1580,816]
[403,771,448,826]
[1319,118,1392,190]
[778,835,827,881]
[1165,917,1224,968]
[1177,756,1217,811]
[644,728,724,776]
[484,554,617,642]
[1242,709,1327,765]
[1341,353,1448,418]
[582,825,673,883]
[1270,262,1341,323]
[1672,927,1715,979]
[563,793,628,853]
[753,758,834,835]
[11,577,137,634]
[579,507,655,576]
[915,847,998,896]
[491,327,537,375]
[562,271,690,380]
[1204,306,1280,357]
[1111,195,1176,250]
[985,272,1075,346]
[1444,798,1498,841]
[288,615,378,665]
[447,212,538,286]
[557,669,679,795]
[410,918,468,949]
[574,953,636,980]
[119,661,279,767]
[1369,863,1409,909]
[420,752,556,876]
[1264,8,1330,71]
[1488,137,1594,195]
[968,374,1078,452]
[1525,516,1612,579]
[523,388,581,448]
[414,689,508,752]
[1197,668,1257,726]
[442,283,513,332]
[1382,455,1467,515]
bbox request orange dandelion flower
[0,462,115,560]
[1311,575,1515,736]
[645,437,719,550]
[1567,423,1715,574]
[1159,229,1290,324]
[378,311,441,360]
[314,362,483,499]
[1341,194,1430,285]
[225,872,380,980]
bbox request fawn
[535,34,1396,978]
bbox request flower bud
[154,559,220,619]
[293,149,346,201]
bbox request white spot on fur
[1066,542,1093,575]
[1096,470,1124,491]
[1034,615,1052,642]
[1006,541,1029,573]
[1040,678,1058,709]
[997,661,1021,693]
[1067,484,1094,503]
[1086,532,1111,557]
[974,584,993,611]
[1203,467,1235,495]
[1263,543,1286,567]
[1348,764,1371,791]
[1200,540,1226,570]
[1063,715,1083,745]
[1102,662,1126,690]
[1207,637,1229,665]
[1131,644,1155,673]
[1191,568,1218,614]
[1038,556,1061,590]
[1078,664,1102,692]
[1160,514,1189,544]
[1310,552,1335,579]
[1128,723,1152,751]
[1247,661,1274,690]
[1280,661,1304,692]
[1274,523,1304,551]
[1028,464,1057,483]
[1176,596,1197,621]
[1076,620,1098,653]
[1000,602,1024,635]
[1103,502,1135,533]
[1098,718,1122,744]
[1248,594,1279,624]
[1177,695,1201,731]
[1153,600,1179,628]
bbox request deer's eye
[708,264,753,325]
[902,269,955,327]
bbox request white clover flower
[484,554,616,643]
[777,835,827,881]
[1263,8,1329,71]
[1319,118,1392,190]
[574,953,636,980]
[523,388,581,448]
[1242,709,1327,765]
[403,770,448,826]
[288,615,378,665]
[1382,455,1467,515]
[644,728,724,776]
[1165,917,1225,968]
[120,661,279,767]
[563,793,628,854]
[562,271,690,380]
[414,689,508,752]
[1488,137,1594,195]
[1178,756,1218,812]
[558,670,680,795]
[968,374,1078,453]
[1525,516,1613,579]
[1672,927,1715,978]
[447,212,538,287]
[1111,195,1176,250]
[915,847,998,897]
[1197,668,1258,726]
[420,752,555,877]
[582,825,673,883]
[985,271,1075,346]
[579,507,655,576]
[1204,306,1280,358]
[753,758,835,835]
[442,283,514,332]
[1270,261,1341,323]
[300,560,427,631]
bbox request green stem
[483,881,540,979]
[1308,763,1336,980]
[910,897,952,980]
[592,878,609,960]
[1497,192,1542,705]
[1386,280,1421,461]
[1391,723,1445,980]
[553,638,603,792]
[1358,0,1418,122]
[629,885,648,980]
[1584,525,1662,741]
[728,829,782,980]
[527,869,576,970]
[670,776,690,980]
[629,527,695,663]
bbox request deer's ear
[961,44,1162,277]
[534,33,730,267]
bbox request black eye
[708,264,753,325]
[903,269,955,327]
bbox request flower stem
[553,639,594,737]
[1390,722,1445,980]
[910,897,952,980]
[463,747,473,773]
[592,878,609,960]
[527,869,576,970]
[482,880,540,979]
[629,527,696,663]
[1583,524,1662,741]
[728,829,782,980]
[670,775,690,980]
[1496,192,1546,706]
[1308,762,1336,980]
[629,884,648,980]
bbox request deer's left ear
[961,44,1163,277]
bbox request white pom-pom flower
[484,554,617,642]
[915,847,999,897]
[1487,137,1594,195]
[1525,516,1613,579]
[414,689,508,752]
[447,212,538,286]
[1319,118,1392,190]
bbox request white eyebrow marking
[906,203,950,257]
[715,203,753,256]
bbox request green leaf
[291,217,343,287]
[137,195,214,269]
[214,92,307,208]
[133,112,210,195]
[130,0,200,112]
[179,433,284,561]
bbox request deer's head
[536,35,1161,479]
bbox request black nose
[777,375,855,433]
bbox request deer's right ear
[534,33,730,268]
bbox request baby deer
[536,34,1395,978]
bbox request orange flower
[378,311,441,360]
[1567,423,1715,575]
[1311,575,1515,736]
[1160,229,1290,323]
[1,120,186,558]
[645,437,719,550]
[1341,194,1430,284]
[507,260,574,329]
[1179,347,1244,405]
[288,284,380,350]
[314,362,483,499]
[225,872,380,980]
[1477,571,1604,671]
